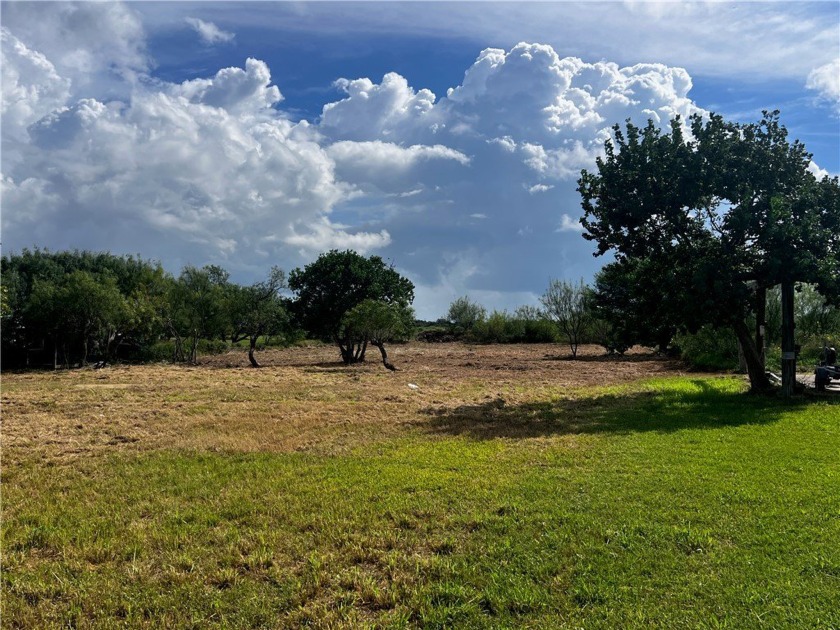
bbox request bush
[197,339,230,355]
[446,296,486,333]
[674,326,739,371]
[139,340,177,363]
[470,311,557,344]
[520,318,558,343]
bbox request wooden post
[755,286,766,370]
[781,280,796,397]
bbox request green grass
[4,377,840,628]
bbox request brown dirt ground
[2,343,690,466]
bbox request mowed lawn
[2,344,839,629]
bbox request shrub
[673,326,739,371]
[139,340,177,363]
[197,339,230,355]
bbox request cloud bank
[10,2,822,318]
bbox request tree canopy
[579,110,840,391]
[288,250,414,364]
[342,299,414,370]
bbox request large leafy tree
[1,249,171,367]
[288,250,414,364]
[27,271,128,366]
[579,111,840,393]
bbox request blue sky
[2,1,838,318]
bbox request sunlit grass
[3,358,839,628]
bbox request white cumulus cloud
[0,1,148,98]
[2,16,714,306]
[172,58,283,112]
[320,72,438,142]
[1,28,72,142]
[806,59,840,110]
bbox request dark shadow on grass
[423,380,825,440]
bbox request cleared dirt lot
[2,343,688,465]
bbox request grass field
[3,343,839,628]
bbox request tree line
[0,249,414,370]
[442,276,840,368]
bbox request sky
[2,1,838,319]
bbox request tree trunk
[339,342,355,365]
[248,335,260,368]
[780,280,796,398]
[373,341,396,371]
[732,319,772,393]
[755,286,766,370]
[189,336,199,365]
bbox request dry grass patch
[2,343,685,466]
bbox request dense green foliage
[2,249,171,367]
[1,250,294,368]
[342,299,415,368]
[579,111,840,391]
[591,259,678,354]
[288,250,415,364]
[442,299,560,345]
[446,296,487,334]
[5,247,837,371]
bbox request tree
[540,279,591,358]
[168,266,231,364]
[27,271,128,367]
[1,249,174,367]
[592,258,680,354]
[229,267,289,368]
[342,299,414,370]
[579,111,840,393]
[288,250,414,364]
[446,296,486,334]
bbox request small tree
[540,279,591,358]
[446,296,486,334]
[229,267,289,368]
[288,250,414,364]
[168,266,230,364]
[342,300,414,370]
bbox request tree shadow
[422,380,826,440]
